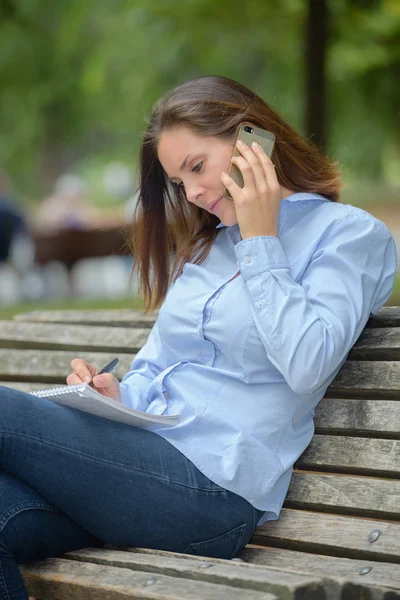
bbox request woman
[0,75,397,600]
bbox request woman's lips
[209,197,222,212]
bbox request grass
[0,296,145,320]
[0,273,399,320]
[389,274,400,305]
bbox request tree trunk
[305,0,328,152]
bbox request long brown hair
[131,75,342,313]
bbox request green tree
[0,0,399,197]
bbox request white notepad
[30,384,179,429]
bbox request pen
[98,358,120,375]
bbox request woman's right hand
[67,358,121,402]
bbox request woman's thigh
[0,386,259,558]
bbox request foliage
[0,0,399,197]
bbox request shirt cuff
[234,236,290,279]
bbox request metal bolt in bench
[0,306,399,598]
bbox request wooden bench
[0,306,399,599]
[33,226,131,270]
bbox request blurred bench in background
[33,226,131,270]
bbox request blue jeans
[0,386,263,599]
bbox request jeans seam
[0,502,60,535]
[232,523,248,558]
[0,560,11,600]
[1,431,226,494]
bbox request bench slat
[327,361,400,398]
[0,350,132,382]
[254,509,400,562]
[239,546,400,590]
[14,309,157,327]
[12,305,400,327]
[20,557,278,600]
[63,547,327,599]
[0,382,62,392]
[314,398,400,437]
[366,306,400,328]
[285,472,400,519]
[0,321,148,352]
[297,435,400,477]
[347,327,400,360]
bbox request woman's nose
[185,183,204,204]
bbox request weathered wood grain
[14,309,158,327]
[64,547,328,600]
[254,509,400,562]
[238,545,400,590]
[326,361,400,398]
[347,327,400,360]
[0,382,62,392]
[20,557,278,600]
[0,321,149,352]
[285,472,400,519]
[366,306,400,328]
[115,547,399,597]
[315,398,400,437]
[0,349,133,382]
[296,435,400,476]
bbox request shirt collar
[215,192,329,229]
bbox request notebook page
[29,384,179,428]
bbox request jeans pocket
[182,523,247,560]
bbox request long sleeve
[235,213,397,395]
[119,319,166,411]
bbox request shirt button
[243,255,251,264]
[257,301,264,308]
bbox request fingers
[66,372,84,385]
[92,373,116,389]
[92,373,121,402]
[233,141,266,192]
[250,142,280,190]
[221,169,243,198]
[67,359,120,401]
[68,358,98,385]
[233,140,279,195]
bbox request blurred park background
[0,0,399,317]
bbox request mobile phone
[224,123,275,200]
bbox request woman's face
[157,125,239,226]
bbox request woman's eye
[173,162,203,190]
[192,161,203,173]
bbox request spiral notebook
[29,384,179,429]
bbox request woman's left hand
[220,139,281,240]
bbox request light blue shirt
[120,193,397,525]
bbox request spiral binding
[31,385,81,398]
